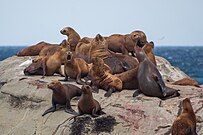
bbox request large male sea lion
[63,51,90,85]
[24,49,65,77]
[42,81,82,116]
[16,41,59,56]
[60,27,81,51]
[78,85,102,117]
[133,46,180,99]
[171,98,197,135]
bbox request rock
[156,56,189,82]
[0,56,203,135]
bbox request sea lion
[39,39,69,57]
[130,30,147,48]
[16,41,59,56]
[171,98,197,135]
[173,77,200,88]
[78,85,102,117]
[133,46,180,99]
[142,41,157,66]
[62,51,90,85]
[24,49,65,77]
[60,27,81,51]
[106,32,139,56]
[106,30,147,56]
[42,81,82,116]
[90,57,122,97]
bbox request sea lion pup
[62,51,90,85]
[142,41,157,66]
[42,81,82,116]
[16,41,59,56]
[78,85,102,117]
[171,98,197,135]
[133,46,180,99]
[24,49,65,77]
[90,57,122,97]
[60,27,81,51]
[173,77,200,88]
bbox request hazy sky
[1,0,203,46]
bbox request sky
[0,0,203,46]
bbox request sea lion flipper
[65,101,78,115]
[76,72,86,85]
[92,108,99,117]
[152,73,166,95]
[133,89,142,97]
[104,87,115,97]
[42,105,56,116]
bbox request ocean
[0,46,202,84]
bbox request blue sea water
[0,46,202,84]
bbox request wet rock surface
[0,56,202,135]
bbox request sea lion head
[134,46,147,62]
[60,27,74,36]
[91,34,106,46]
[91,57,104,66]
[24,61,43,75]
[66,51,73,61]
[47,81,61,91]
[81,85,92,94]
[142,41,154,53]
[60,40,70,52]
[91,57,105,76]
[131,31,147,47]
[182,98,194,113]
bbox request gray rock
[0,56,202,135]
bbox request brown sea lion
[42,81,82,116]
[39,39,69,57]
[78,85,102,117]
[106,33,139,56]
[106,30,147,56]
[173,78,200,88]
[133,46,180,99]
[90,57,122,97]
[171,98,197,135]
[142,41,157,66]
[24,50,65,77]
[62,51,90,85]
[130,30,147,48]
[16,41,59,56]
[60,27,81,51]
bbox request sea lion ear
[95,34,104,41]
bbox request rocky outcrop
[0,56,202,135]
